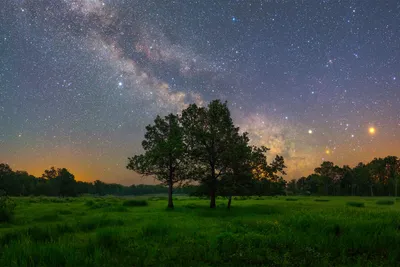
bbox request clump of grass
[123,199,148,207]
[184,203,197,209]
[141,223,170,238]
[85,199,113,209]
[0,193,16,223]
[376,200,395,205]
[58,209,73,215]
[347,201,365,208]
[84,200,95,206]
[286,198,298,201]
[78,217,124,232]
[95,229,121,249]
[233,196,249,201]
[105,206,129,212]
[35,213,60,222]
[315,199,330,202]
[148,196,167,201]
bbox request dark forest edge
[0,164,198,197]
[288,156,400,197]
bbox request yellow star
[369,127,376,135]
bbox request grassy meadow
[1,196,400,266]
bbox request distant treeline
[0,164,198,197]
[287,156,400,197]
[0,163,287,197]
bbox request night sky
[1,0,399,184]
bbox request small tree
[41,167,76,197]
[250,146,287,195]
[127,114,186,209]
[219,133,253,209]
[57,168,76,197]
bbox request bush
[286,198,298,201]
[315,199,330,202]
[346,201,365,208]
[123,199,148,207]
[376,200,395,205]
[0,192,16,223]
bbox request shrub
[286,198,298,201]
[123,199,148,207]
[0,192,16,223]
[315,199,330,202]
[346,201,365,208]
[376,200,395,205]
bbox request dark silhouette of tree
[57,168,76,197]
[181,100,249,208]
[290,156,400,197]
[127,113,187,209]
[218,132,253,209]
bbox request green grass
[1,196,400,266]
[122,199,148,207]
[376,199,395,205]
[346,201,365,207]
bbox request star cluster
[0,0,399,183]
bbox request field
[1,196,400,266]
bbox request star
[369,127,376,135]
[0,0,399,184]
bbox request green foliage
[346,201,365,207]
[0,191,16,223]
[127,113,187,209]
[286,198,298,201]
[122,199,148,207]
[314,199,330,202]
[376,200,395,205]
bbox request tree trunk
[167,179,174,209]
[395,179,398,198]
[370,185,374,197]
[210,189,216,208]
[227,196,232,210]
[210,167,216,208]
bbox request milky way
[0,0,399,184]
